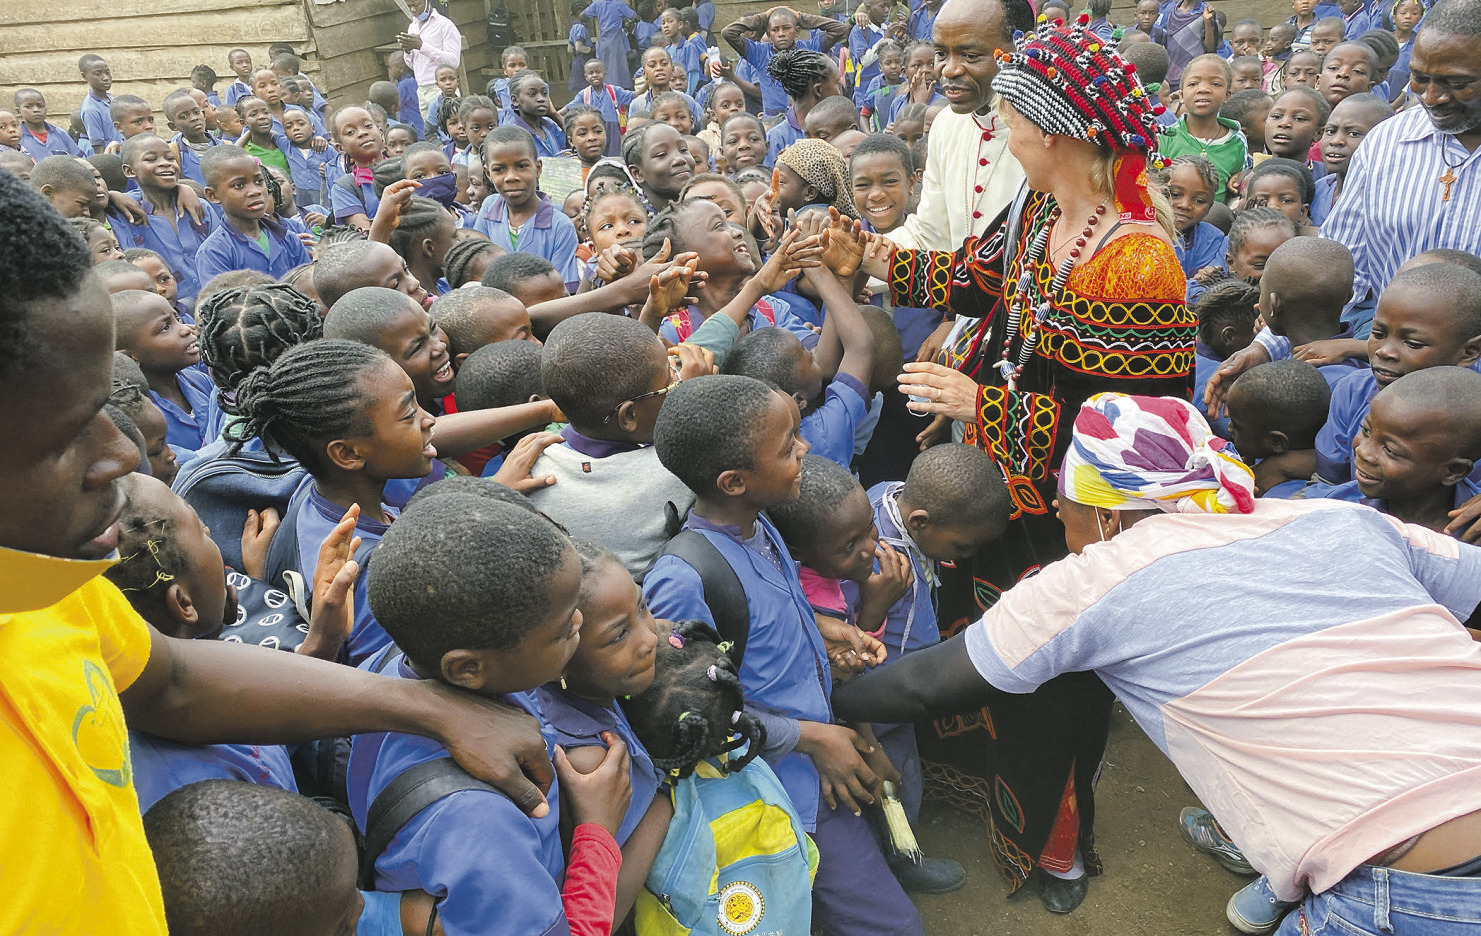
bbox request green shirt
[1158,115,1250,202]
[243,139,289,178]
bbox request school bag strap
[656,530,750,669]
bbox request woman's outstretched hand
[897,361,979,422]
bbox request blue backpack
[173,439,308,570]
[636,755,818,936]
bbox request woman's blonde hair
[1089,148,1177,239]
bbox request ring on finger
[934,388,942,402]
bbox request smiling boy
[107,134,216,309]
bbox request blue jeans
[1277,865,1481,935]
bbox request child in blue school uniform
[161,90,220,188]
[14,88,85,161]
[567,0,595,92]
[223,48,255,108]
[1224,360,1333,498]
[280,106,341,208]
[1192,278,1260,440]
[348,489,630,936]
[848,0,892,108]
[112,289,213,463]
[858,42,906,134]
[1253,238,1367,390]
[196,145,313,282]
[487,45,529,113]
[190,64,222,109]
[764,50,843,167]
[1161,156,1228,303]
[662,7,707,95]
[424,65,463,142]
[500,72,568,159]
[642,374,926,936]
[327,106,386,229]
[77,53,121,153]
[234,339,438,665]
[473,126,582,290]
[569,59,634,157]
[1316,263,1481,483]
[722,6,848,117]
[109,133,216,311]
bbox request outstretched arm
[831,633,1000,723]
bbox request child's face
[661,9,682,40]
[376,304,456,407]
[880,50,904,82]
[48,185,98,219]
[1266,92,1322,157]
[765,12,800,50]
[1309,22,1344,55]
[721,118,764,172]
[633,125,694,198]
[1167,164,1216,234]
[283,109,315,145]
[1233,60,1265,91]
[386,127,414,156]
[1238,99,1272,150]
[1367,284,1481,387]
[1228,225,1291,282]
[652,99,694,135]
[445,112,468,146]
[677,200,754,275]
[1392,0,1423,31]
[1246,173,1308,225]
[124,293,201,374]
[1135,0,1160,32]
[206,155,270,221]
[133,255,179,303]
[911,513,1003,563]
[588,193,648,252]
[488,549,584,692]
[503,53,528,77]
[773,164,813,216]
[217,107,244,138]
[167,97,208,140]
[564,558,660,700]
[85,226,123,264]
[569,113,608,163]
[365,241,433,311]
[851,150,910,233]
[711,85,747,127]
[463,106,498,149]
[82,60,113,93]
[15,91,46,128]
[1291,0,1316,17]
[904,45,933,81]
[267,166,296,213]
[485,140,541,209]
[189,89,219,132]
[229,51,253,79]
[242,99,274,137]
[252,72,284,106]
[436,67,460,96]
[1318,45,1375,105]
[735,391,809,506]
[133,477,232,636]
[346,357,439,482]
[1264,26,1296,58]
[890,118,924,149]
[1181,60,1232,117]
[515,80,551,119]
[0,112,18,149]
[684,180,745,223]
[1231,24,1263,57]
[1285,53,1323,90]
[511,271,569,307]
[405,148,454,182]
[334,107,384,164]
[465,163,488,204]
[586,59,607,90]
[643,52,674,89]
[475,298,538,345]
[134,400,179,487]
[1352,392,1467,503]
[806,487,881,582]
[116,105,156,140]
[1321,100,1382,176]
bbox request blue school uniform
[742,35,830,117]
[572,83,636,157]
[849,23,886,107]
[863,481,939,658]
[1344,3,1376,39]
[1289,4,1343,50]
[1193,342,1233,440]
[424,89,457,142]
[129,731,296,813]
[488,76,514,113]
[533,686,662,845]
[19,122,84,161]
[78,91,120,150]
[196,215,313,282]
[283,139,342,208]
[152,368,216,464]
[800,373,872,468]
[568,22,593,92]
[668,34,708,95]
[1310,173,1339,225]
[498,112,567,158]
[205,90,222,108]
[659,294,817,348]
[224,79,253,108]
[909,2,939,41]
[636,18,662,50]
[886,88,946,125]
[169,133,220,187]
[348,652,568,936]
[107,198,215,309]
[632,88,704,130]
[288,479,396,665]
[697,0,716,35]
[1318,475,1481,513]
[643,511,832,830]
[472,192,581,290]
[583,0,638,88]
[329,172,382,224]
[396,74,426,137]
[1175,221,1227,303]
[1315,367,1378,482]
[861,76,905,133]
[765,107,804,166]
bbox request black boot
[1038,871,1089,914]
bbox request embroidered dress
[886,188,1194,893]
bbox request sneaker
[1179,806,1257,875]
[1227,876,1298,935]
[891,856,967,894]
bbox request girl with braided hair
[534,540,670,922]
[442,235,501,288]
[233,339,438,663]
[622,122,696,213]
[763,48,842,166]
[381,194,458,295]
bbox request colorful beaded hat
[991,13,1169,221]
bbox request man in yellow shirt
[0,170,557,934]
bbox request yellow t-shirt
[0,546,165,935]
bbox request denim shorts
[1277,864,1481,935]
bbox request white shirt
[885,104,1023,252]
[406,9,463,86]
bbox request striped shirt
[963,497,1481,902]
[1322,106,1481,301]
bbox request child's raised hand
[673,342,716,380]
[298,504,362,660]
[860,541,914,611]
[818,206,864,277]
[754,226,824,292]
[647,254,700,312]
[239,506,282,580]
[489,431,564,493]
[368,178,421,244]
[555,733,633,837]
[750,168,783,240]
[595,243,639,282]
[799,721,881,816]
[309,135,330,153]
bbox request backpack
[173,439,309,570]
[486,1,517,54]
[635,756,818,936]
[654,529,750,668]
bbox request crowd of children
[6,0,1481,932]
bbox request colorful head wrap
[991,15,1169,222]
[1058,393,1257,515]
[775,139,859,221]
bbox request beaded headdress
[991,14,1169,222]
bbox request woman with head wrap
[833,391,1481,936]
[833,15,1196,912]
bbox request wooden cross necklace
[1440,148,1464,202]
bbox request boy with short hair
[111,96,156,148]
[1317,263,1481,483]
[1222,88,1273,154]
[1307,15,1346,54]
[1257,237,1361,389]
[161,89,219,187]
[30,153,100,218]
[722,6,849,117]
[433,285,539,367]
[425,63,462,142]
[235,96,291,179]
[482,252,571,307]
[1193,278,1260,437]
[1225,359,1332,496]
[224,48,254,107]
[1316,40,1378,109]
[1158,54,1249,200]
[108,134,216,310]
[472,127,582,291]
[14,88,84,161]
[644,374,926,936]
[387,52,427,139]
[195,145,312,281]
[1311,91,1392,224]
[1231,55,1265,91]
[803,94,858,142]
[1228,18,1264,57]
[190,64,222,108]
[313,239,431,311]
[112,289,213,461]
[77,53,122,152]
[488,45,529,112]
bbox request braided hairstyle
[197,283,323,400]
[639,199,703,259]
[1165,155,1220,201]
[104,474,191,627]
[231,339,387,473]
[434,94,463,141]
[765,49,835,104]
[619,619,767,778]
[443,237,498,289]
[385,195,454,265]
[1193,277,1261,349]
[562,103,604,141]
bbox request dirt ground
[906,702,1249,936]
